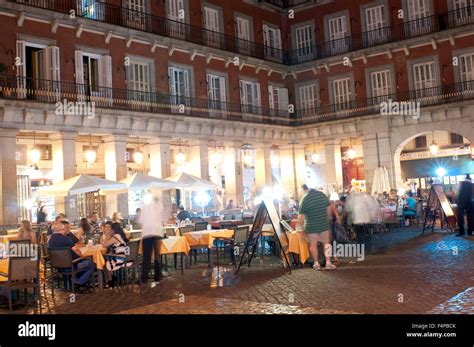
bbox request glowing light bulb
[133,149,144,165]
[29,146,41,164]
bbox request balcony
[9,1,474,66]
[1,75,473,127]
[257,0,313,9]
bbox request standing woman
[17,220,37,244]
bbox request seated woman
[76,218,92,241]
[16,220,36,244]
[101,222,128,288]
[403,191,417,226]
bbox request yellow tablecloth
[159,236,190,255]
[0,234,19,243]
[0,258,7,275]
[184,229,234,248]
[80,246,106,270]
[287,232,310,264]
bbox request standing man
[456,175,473,236]
[298,184,336,270]
[140,198,164,284]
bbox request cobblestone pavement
[2,231,473,314]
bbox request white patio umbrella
[166,172,217,210]
[38,174,127,196]
[100,172,176,195]
[371,167,391,195]
[166,172,217,191]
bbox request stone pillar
[0,129,19,225]
[280,145,306,201]
[223,143,244,207]
[362,133,401,193]
[103,135,128,218]
[255,144,273,193]
[50,131,78,220]
[324,140,344,192]
[149,137,172,221]
[188,139,210,180]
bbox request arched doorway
[393,130,472,194]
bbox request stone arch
[391,124,474,189]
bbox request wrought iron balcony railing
[10,0,474,66]
[257,0,313,9]
[1,74,474,127]
[0,74,292,126]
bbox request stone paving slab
[1,231,472,314]
[427,287,474,314]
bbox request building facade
[1,0,474,224]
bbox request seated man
[176,206,192,222]
[62,220,80,244]
[48,222,94,292]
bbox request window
[263,25,282,61]
[450,133,464,144]
[37,144,52,161]
[236,16,251,53]
[370,69,392,99]
[412,61,436,97]
[125,0,146,30]
[364,5,387,45]
[415,136,427,148]
[127,60,151,103]
[452,0,474,25]
[207,74,226,110]
[406,0,432,36]
[239,80,261,114]
[459,53,474,81]
[16,41,60,100]
[169,66,190,106]
[75,51,112,102]
[167,0,185,38]
[268,86,289,111]
[203,7,220,46]
[298,84,318,113]
[332,78,352,110]
[294,25,314,61]
[328,16,348,54]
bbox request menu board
[432,184,455,218]
[236,199,291,273]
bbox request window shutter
[239,80,246,104]
[219,76,226,102]
[280,87,289,110]
[99,55,112,103]
[16,41,26,98]
[168,67,175,95]
[268,86,274,109]
[183,69,190,98]
[254,82,261,107]
[74,50,84,84]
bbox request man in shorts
[298,184,336,270]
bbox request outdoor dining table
[79,245,106,291]
[0,234,19,243]
[183,229,234,266]
[208,220,245,229]
[287,231,310,265]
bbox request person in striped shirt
[298,184,336,270]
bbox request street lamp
[84,134,97,166]
[29,132,41,169]
[429,132,439,156]
[175,149,186,165]
[133,137,144,165]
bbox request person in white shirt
[140,198,165,284]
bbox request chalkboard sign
[422,183,456,233]
[236,199,291,273]
[432,184,455,218]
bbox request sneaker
[325,262,337,270]
[312,263,322,270]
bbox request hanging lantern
[29,146,41,164]
[175,149,186,164]
[133,149,144,165]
